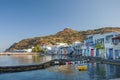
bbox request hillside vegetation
[6,27,120,51]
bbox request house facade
[112,36,120,60]
[85,32,120,59]
[72,41,82,55]
[85,35,96,57]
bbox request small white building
[81,43,87,56]
[25,48,32,53]
[84,35,96,57]
[42,45,52,51]
[72,41,82,55]
[50,42,68,54]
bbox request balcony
[96,43,104,49]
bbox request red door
[91,49,94,57]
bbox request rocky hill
[6,27,120,51]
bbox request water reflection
[87,62,120,80]
[58,65,74,74]
[87,63,106,79]
[32,55,51,63]
[0,55,52,66]
[0,55,120,80]
[46,63,120,80]
[115,66,120,77]
[46,65,89,80]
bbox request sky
[0,0,120,51]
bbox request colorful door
[109,48,113,59]
[91,49,94,57]
[115,50,119,59]
[96,49,99,57]
[84,49,86,56]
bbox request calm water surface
[0,55,52,66]
[0,55,120,80]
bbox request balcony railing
[113,42,119,45]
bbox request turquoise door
[96,49,99,57]
[109,48,113,59]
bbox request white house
[94,32,120,59]
[50,43,68,54]
[84,35,96,57]
[112,36,120,60]
[72,41,82,55]
[85,32,120,59]
[103,32,120,59]
[81,43,87,56]
[25,48,32,53]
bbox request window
[105,35,113,43]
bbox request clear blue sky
[0,0,120,51]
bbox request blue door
[96,49,99,57]
[84,49,86,56]
[115,50,119,59]
[109,48,113,59]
